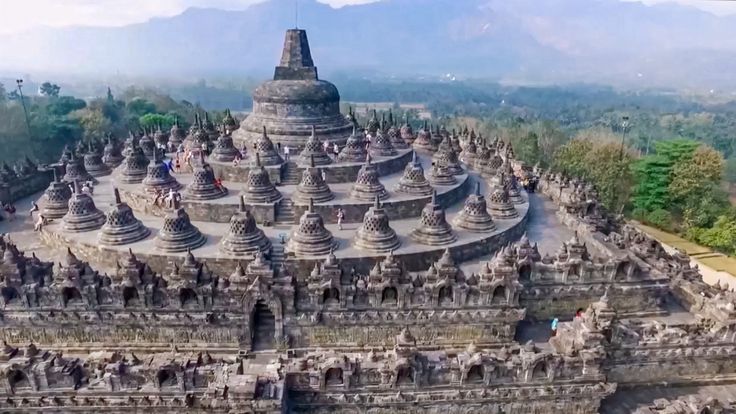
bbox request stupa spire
[275,29,318,80]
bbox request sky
[0,0,735,35]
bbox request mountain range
[2,0,736,89]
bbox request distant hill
[2,0,736,89]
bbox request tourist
[232,157,240,167]
[82,183,92,195]
[323,139,330,153]
[336,208,345,230]
[174,157,181,172]
[29,201,39,218]
[33,214,47,232]
[284,145,290,162]
[215,177,224,189]
[277,142,282,153]
[166,158,174,172]
[201,141,208,156]
[333,142,339,159]
[575,308,584,319]
[4,203,16,222]
[153,189,163,207]
[550,318,559,337]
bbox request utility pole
[619,115,630,161]
[16,79,32,139]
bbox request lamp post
[16,79,32,139]
[619,115,630,161]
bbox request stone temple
[2,28,736,414]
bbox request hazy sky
[0,0,734,35]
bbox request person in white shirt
[323,139,330,153]
[284,145,290,162]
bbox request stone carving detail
[61,181,106,233]
[99,188,150,246]
[410,191,457,246]
[355,196,401,253]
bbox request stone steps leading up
[281,162,301,185]
[274,199,296,226]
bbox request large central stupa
[233,29,352,149]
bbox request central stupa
[233,29,352,149]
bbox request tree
[631,139,699,214]
[669,145,724,203]
[78,109,112,142]
[552,139,593,179]
[139,113,176,130]
[47,96,86,116]
[39,82,61,97]
[0,82,6,103]
[126,98,157,117]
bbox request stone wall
[0,169,52,205]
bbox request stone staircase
[281,161,301,185]
[274,199,295,226]
[270,244,285,270]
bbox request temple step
[281,162,301,185]
[274,199,296,225]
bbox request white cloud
[625,0,736,15]
[0,0,379,34]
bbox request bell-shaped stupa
[293,155,334,204]
[42,168,72,219]
[395,152,433,196]
[487,181,519,220]
[186,154,228,200]
[337,125,368,163]
[433,135,463,175]
[350,156,388,201]
[286,199,335,256]
[298,126,332,166]
[99,188,150,246]
[253,126,283,166]
[241,153,282,204]
[61,181,106,233]
[428,163,457,186]
[369,130,396,157]
[210,129,241,163]
[219,195,272,256]
[142,151,181,194]
[234,29,352,149]
[154,198,207,253]
[410,191,457,246]
[63,153,94,184]
[168,118,186,148]
[354,196,401,253]
[102,136,124,169]
[413,121,436,152]
[84,143,111,177]
[453,182,496,232]
[117,143,149,184]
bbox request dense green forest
[0,78,734,253]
